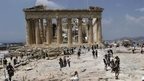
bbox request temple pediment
[24,5,103,12]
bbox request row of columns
[25,17,102,46]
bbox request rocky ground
[0,47,144,81]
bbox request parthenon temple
[23,5,104,47]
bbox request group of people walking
[59,56,71,70]
[3,57,15,81]
[63,47,75,55]
[92,49,98,58]
[103,49,120,79]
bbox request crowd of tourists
[103,49,120,79]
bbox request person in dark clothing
[3,57,7,67]
[96,44,98,49]
[67,56,71,67]
[141,47,144,54]
[110,59,115,72]
[95,50,98,58]
[6,63,14,81]
[13,57,18,65]
[67,49,70,55]
[132,47,135,54]
[77,50,81,59]
[114,56,120,79]
[107,53,111,66]
[88,47,90,51]
[92,50,95,58]
[91,45,94,50]
[71,48,74,54]
[59,58,63,70]
[103,58,107,71]
[74,71,78,77]
[103,55,108,71]
[63,56,67,67]
[63,50,66,55]
[109,49,113,57]
[10,56,13,61]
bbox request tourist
[70,71,79,81]
[71,48,74,54]
[96,44,98,49]
[74,71,78,77]
[3,57,7,68]
[141,46,144,54]
[63,56,67,67]
[59,58,63,71]
[6,63,14,81]
[63,50,66,55]
[95,49,98,58]
[114,56,120,79]
[109,49,113,57]
[132,46,135,54]
[107,53,111,67]
[103,54,108,71]
[92,50,95,58]
[13,57,18,66]
[91,45,94,50]
[10,56,13,61]
[88,47,90,51]
[77,50,81,59]
[67,56,71,67]
[3,57,8,79]
[110,58,115,72]
[83,45,85,49]
[67,49,70,55]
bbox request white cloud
[125,14,136,22]
[35,0,63,9]
[103,18,113,25]
[125,14,144,25]
[136,8,144,12]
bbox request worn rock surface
[0,47,144,81]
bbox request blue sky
[0,0,144,42]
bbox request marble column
[97,18,102,43]
[88,18,93,44]
[31,20,36,44]
[26,19,32,45]
[35,19,41,44]
[67,18,72,46]
[40,19,44,43]
[57,17,62,44]
[78,18,83,44]
[43,19,46,42]
[46,18,52,45]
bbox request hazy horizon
[0,0,144,42]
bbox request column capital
[96,17,102,22]
[26,19,31,22]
